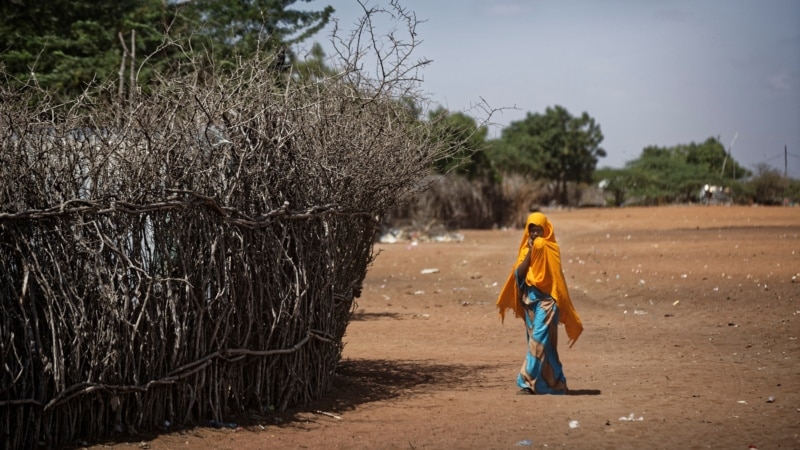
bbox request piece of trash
[737,400,747,404]
[516,439,533,446]
[420,268,439,274]
[568,420,580,429]
[728,322,738,327]
[618,413,643,421]
[633,309,647,315]
[672,300,680,306]
[766,396,775,403]
[314,410,342,420]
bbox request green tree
[428,107,496,182]
[594,167,631,206]
[618,138,752,205]
[676,137,750,180]
[177,0,333,70]
[625,146,712,204]
[496,105,605,205]
[292,42,337,81]
[0,0,333,100]
[785,178,800,205]
[747,164,790,205]
[0,0,148,95]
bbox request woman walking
[496,212,583,395]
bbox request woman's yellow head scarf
[496,212,583,347]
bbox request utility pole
[720,133,738,179]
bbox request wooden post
[118,32,128,101]
[129,30,136,103]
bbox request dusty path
[89,205,800,449]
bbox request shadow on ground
[78,358,493,448]
[273,358,496,426]
[567,389,602,395]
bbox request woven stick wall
[0,39,445,447]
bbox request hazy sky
[304,1,800,178]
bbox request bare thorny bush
[0,3,460,448]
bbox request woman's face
[528,223,544,238]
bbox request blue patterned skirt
[517,297,568,394]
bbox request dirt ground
[88,205,799,449]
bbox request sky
[303,0,800,178]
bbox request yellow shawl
[496,212,583,347]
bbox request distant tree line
[426,105,798,209]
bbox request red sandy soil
[87,205,800,449]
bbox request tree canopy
[0,0,333,100]
[493,105,605,204]
[427,107,496,182]
[611,138,752,205]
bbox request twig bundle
[0,12,445,446]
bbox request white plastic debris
[619,413,643,421]
[420,268,439,274]
[568,420,580,429]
